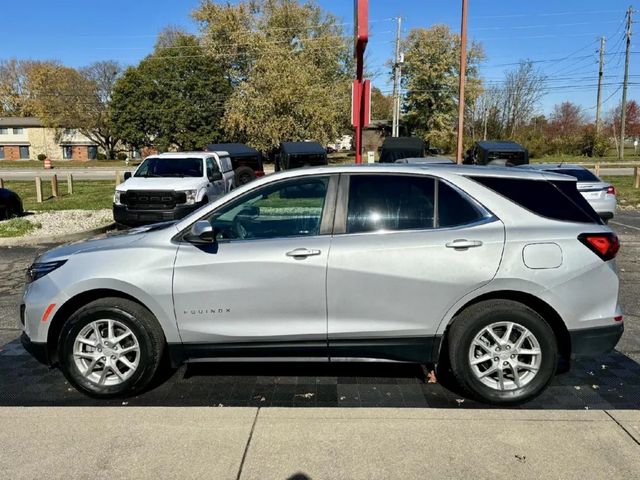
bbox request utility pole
[456,0,469,164]
[620,6,633,159]
[595,36,606,133]
[392,17,402,137]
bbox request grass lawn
[602,176,640,207]
[0,160,138,169]
[0,217,41,238]
[4,180,114,211]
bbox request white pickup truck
[113,151,235,226]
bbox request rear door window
[437,181,486,228]
[347,175,435,233]
[470,176,601,224]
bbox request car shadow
[0,338,639,409]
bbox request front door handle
[445,239,483,249]
[286,248,322,258]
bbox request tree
[77,60,123,158]
[400,25,484,151]
[500,61,546,137]
[547,101,585,139]
[194,0,352,152]
[110,31,231,151]
[371,87,393,121]
[607,100,640,139]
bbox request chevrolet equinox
[20,165,623,404]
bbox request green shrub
[37,154,46,161]
[96,152,107,161]
[116,152,128,161]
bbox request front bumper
[21,332,50,365]
[113,203,201,227]
[569,322,624,358]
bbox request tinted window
[135,157,203,178]
[347,175,435,233]
[471,176,600,224]
[19,146,29,159]
[438,181,485,228]
[207,176,329,240]
[547,168,599,182]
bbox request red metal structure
[353,0,369,164]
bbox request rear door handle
[445,239,483,249]
[286,248,322,258]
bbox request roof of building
[0,117,44,128]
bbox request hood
[117,176,205,191]
[36,221,178,263]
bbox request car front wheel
[59,297,165,398]
[448,299,557,405]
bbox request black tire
[448,299,557,405]
[235,166,255,186]
[58,297,165,398]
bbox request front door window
[206,176,330,241]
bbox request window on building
[62,146,73,160]
[19,146,29,159]
[13,128,24,134]
[0,128,8,135]
[88,146,98,160]
[0,146,4,160]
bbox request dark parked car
[379,137,427,163]
[206,143,265,186]
[276,142,328,171]
[0,188,24,220]
[465,141,529,166]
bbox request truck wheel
[58,297,165,398]
[235,166,255,186]
[448,299,557,405]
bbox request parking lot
[1,212,639,409]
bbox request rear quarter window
[469,176,601,224]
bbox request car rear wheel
[448,299,557,404]
[235,166,255,186]
[59,297,165,398]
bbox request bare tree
[500,61,546,137]
[78,60,123,158]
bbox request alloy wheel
[468,321,542,391]
[72,319,140,387]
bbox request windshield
[135,157,203,178]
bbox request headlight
[113,190,124,205]
[26,260,67,283]
[183,189,198,205]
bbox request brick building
[0,117,99,161]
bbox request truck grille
[122,190,186,210]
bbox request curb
[0,222,117,247]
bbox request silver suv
[20,165,623,404]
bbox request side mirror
[124,172,132,180]
[209,171,223,182]
[186,220,215,244]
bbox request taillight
[606,185,615,195]
[578,233,620,261]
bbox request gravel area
[9,209,113,239]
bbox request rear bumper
[21,332,50,365]
[569,323,623,358]
[113,203,201,227]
